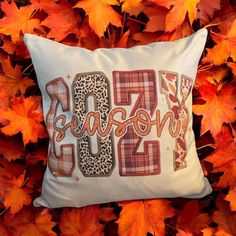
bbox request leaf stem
[0,207,9,216]
[127,17,146,26]
[143,200,157,236]
[197,144,216,150]
[22,63,33,76]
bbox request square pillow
[24,28,212,208]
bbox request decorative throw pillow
[24,28,212,208]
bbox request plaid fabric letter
[113,70,160,176]
[46,78,75,177]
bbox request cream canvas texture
[24,28,212,208]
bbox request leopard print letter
[72,72,114,177]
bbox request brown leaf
[0,135,24,161]
[177,201,211,235]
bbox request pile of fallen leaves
[0,0,235,235]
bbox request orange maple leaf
[116,30,130,48]
[0,1,40,43]
[3,207,56,236]
[1,96,47,146]
[0,135,24,161]
[215,162,236,189]
[193,83,236,137]
[41,0,81,42]
[206,126,236,170]
[213,194,236,235]
[151,0,200,32]
[144,4,168,32]
[120,0,144,16]
[0,159,25,197]
[160,18,193,41]
[177,229,193,236]
[3,171,31,214]
[197,0,221,25]
[206,126,236,189]
[195,67,228,87]
[228,62,236,78]
[26,145,47,165]
[203,20,236,65]
[133,32,161,45]
[74,0,122,37]
[117,200,175,236]
[0,55,34,97]
[201,227,215,236]
[0,88,10,125]
[177,201,211,235]
[0,36,16,54]
[99,207,117,222]
[225,187,236,211]
[59,206,104,236]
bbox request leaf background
[0,0,236,235]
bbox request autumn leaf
[74,0,122,37]
[225,187,236,211]
[0,88,10,124]
[41,0,81,42]
[116,30,130,48]
[195,67,228,87]
[176,201,211,235]
[228,62,236,78]
[201,227,215,236]
[151,0,200,32]
[212,195,236,236]
[3,207,56,236]
[203,20,236,65]
[197,0,221,25]
[144,5,168,32]
[215,230,232,236]
[1,96,47,146]
[26,146,47,165]
[3,171,31,214]
[177,229,193,236]
[193,83,236,137]
[133,32,161,45]
[0,55,34,97]
[120,0,144,16]
[0,158,25,197]
[117,200,175,236]
[0,135,24,161]
[205,126,236,189]
[215,162,236,190]
[0,1,40,43]
[0,36,16,54]
[206,126,236,170]
[59,206,104,236]
[99,207,117,222]
[0,0,235,234]
[160,18,193,41]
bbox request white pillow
[24,28,212,208]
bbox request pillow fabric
[24,28,212,208]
